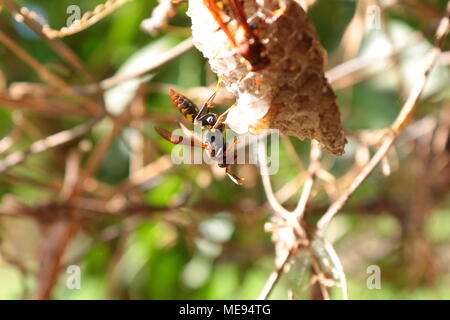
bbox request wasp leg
[223,136,240,160]
[226,136,240,152]
[212,103,236,131]
[214,18,232,32]
[218,137,243,185]
[194,77,223,123]
[225,166,244,185]
[204,77,223,109]
[220,136,239,170]
[203,0,238,47]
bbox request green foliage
[0,0,449,301]
[145,175,184,207]
[308,0,356,52]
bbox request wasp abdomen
[169,88,200,123]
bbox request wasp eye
[203,115,215,127]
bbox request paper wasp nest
[187,0,347,155]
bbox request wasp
[203,0,270,71]
[155,85,244,185]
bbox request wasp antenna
[169,88,178,97]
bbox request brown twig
[0,117,102,173]
[258,249,294,300]
[317,2,450,231]
[0,29,100,113]
[309,250,330,300]
[35,220,79,299]
[258,3,450,300]
[3,0,99,84]
[141,0,178,36]
[292,141,321,221]
[258,138,292,221]
[258,140,322,299]
[0,30,71,90]
[96,37,194,91]
[0,92,97,118]
[43,0,133,39]
[68,122,122,200]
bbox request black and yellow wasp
[155,86,244,185]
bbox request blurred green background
[0,0,449,299]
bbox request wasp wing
[227,0,253,36]
[203,0,238,47]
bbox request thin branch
[0,117,102,173]
[257,137,292,220]
[3,0,99,84]
[317,3,450,231]
[326,32,422,85]
[0,30,70,90]
[258,140,322,299]
[322,239,348,300]
[43,0,133,39]
[113,155,173,196]
[309,251,330,300]
[35,220,78,299]
[0,92,96,118]
[68,122,122,201]
[60,149,81,200]
[97,37,194,91]
[141,0,178,36]
[258,249,293,300]
[292,140,321,220]
[0,30,100,113]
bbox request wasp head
[200,113,217,129]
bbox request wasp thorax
[188,0,347,155]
